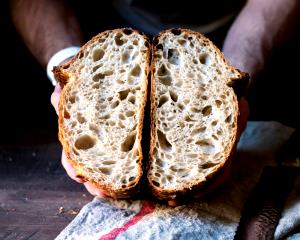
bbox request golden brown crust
[55,28,151,199]
[148,28,248,201]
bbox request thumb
[50,84,62,115]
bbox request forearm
[223,0,300,81]
[10,0,83,67]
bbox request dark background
[0,1,299,239]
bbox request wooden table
[0,135,93,239]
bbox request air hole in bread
[193,59,198,64]
[187,138,193,144]
[215,69,222,75]
[133,40,138,46]
[152,180,160,187]
[177,39,187,46]
[225,114,232,123]
[159,76,172,86]
[157,64,170,76]
[92,83,100,89]
[154,172,161,177]
[125,111,135,117]
[187,153,198,158]
[121,51,130,63]
[167,49,180,65]
[123,29,133,35]
[75,134,96,150]
[167,115,176,121]
[175,80,183,87]
[118,121,125,128]
[156,44,163,51]
[93,73,105,82]
[129,176,135,182]
[190,107,201,113]
[111,101,120,109]
[157,130,172,151]
[119,114,125,120]
[78,52,84,59]
[69,96,76,104]
[64,110,70,119]
[127,78,136,85]
[171,29,182,35]
[130,65,141,77]
[201,162,217,169]
[178,103,185,111]
[155,54,163,60]
[128,96,136,104]
[116,79,124,84]
[77,113,86,124]
[92,65,101,72]
[199,53,210,65]
[102,160,116,165]
[202,105,212,116]
[115,33,125,46]
[63,64,70,69]
[215,100,222,107]
[191,126,206,136]
[121,131,136,152]
[89,123,98,133]
[156,160,165,170]
[109,120,116,126]
[195,139,212,146]
[158,95,169,108]
[185,115,195,122]
[211,120,218,126]
[212,134,219,140]
[118,89,130,100]
[99,114,110,120]
[169,90,178,102]
[201,95,208,100]
[92,49,105,62]
[99,167,111,175]
[217,129,223,136]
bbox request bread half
[54,29,150,198]
[148,29,249,200]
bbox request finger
[83,182,106,198]
[50,84,62,114]
[61,151,86,183]
[237,97,250,139]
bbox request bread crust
[148,28,249,201]
[54,28,151,199]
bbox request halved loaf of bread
[148,29,249,201]
[54,29,151,198]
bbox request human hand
[237,96,249,139]
[51,84,105,197]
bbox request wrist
[46,46,80,86]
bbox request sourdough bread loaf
[54,29,151,198]
[148,29,249,201]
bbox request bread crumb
[68,209,79,215]
[58,207,64,214]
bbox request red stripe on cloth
[99,201,155,240]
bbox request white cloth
[55,121,300,240]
